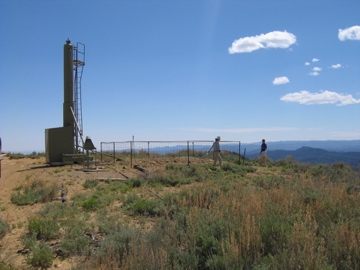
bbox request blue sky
[1,0,359,153]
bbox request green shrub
[245,166,257,173]
[260,214,292,255]
[37,203,77,220]
[96,211,122,234]
[129,199,163,216]
[7,152,44,160]
[28,217,59,241]
[107,181,131,193]
[54,213,92,257]
[59,236,91,257]
[21,234,37,250]
[195,233,222,269]
[165,163,176,170]
[81,198,101,211]
[149,175,181,187]
[26,242,53,269]
[0,217,10,239]
[72,189,114,211]
[97,224,140,265]
[11,180,59,206]
[221,163,246,175]
[131,178,142,188]
[83,179,99,189]
[123,193,140,205]
[0,261,16,270]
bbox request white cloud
[331,64,342,69]
[228,31,296,54]
[309,67,321,76]
[273,76,289,85]
[338,25,360,41]
[280,90,360,106]
[305,62,310,66]
[312,58,320,62]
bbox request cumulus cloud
[312,58,320,62]
[228,31,296,54]
[305,62,310,66]
[280,90,360,106]
[273,76,290,85]
[309,67,321,76]
[338,25,360,41]
[331,64,342,69]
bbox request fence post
[130,141,133,167]
[187,141,190,166]
[243,148,246,166]
[148,141,150,158]
[113,142,115,163]
[100,143,103,162]
[239,141,241,165]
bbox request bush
[26,242,53,269]
[81,198,101,211]
[7,152,44,160]
[0,217,10,239]
[46,212,92,257]
[97,224,140,266]
[11,180,59,206]
[0,261,16,270]
[129,199,163,216]
[131,178,142,188]
[21,234,37,250]
[83,179,99,189]
[59,236,91,257]
[28,217,59,241]
[72,190,114,211]
[221,163,246,175]
[37,203,76,220]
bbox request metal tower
[72,42,85,153]
[45,40,87,164]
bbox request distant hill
[244,145,360,168]
[241,140,360,153]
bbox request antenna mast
[72,42,85,153]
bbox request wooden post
[61,183,67,203]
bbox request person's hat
[216,136,221,140]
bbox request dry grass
[1,156,360,269]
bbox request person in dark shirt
[260,139,267,165]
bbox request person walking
[208,136,223,167]
[260,139,267,165]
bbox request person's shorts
[261,151,267,157]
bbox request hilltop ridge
[243,140,360,167]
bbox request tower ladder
[73,42,85,154]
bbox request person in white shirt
[208,136,223,167]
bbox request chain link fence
[100,140,242,166]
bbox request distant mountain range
[242,140,360,168]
